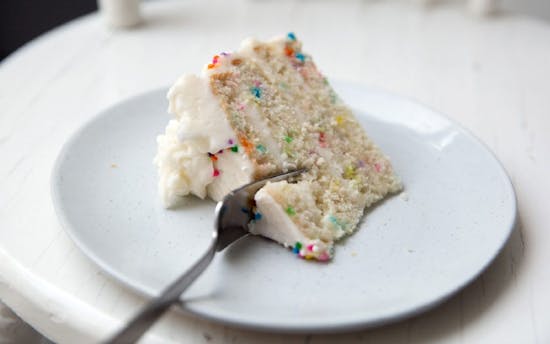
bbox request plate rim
[50,81,517,333]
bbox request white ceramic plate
[51,81,516,332]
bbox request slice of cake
[155,33,402,261]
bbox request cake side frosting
[155,74,254,206]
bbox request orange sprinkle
[239,135,254,153]
[207,63,215,69]
[284,46,294,57]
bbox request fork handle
[104,241,217,344]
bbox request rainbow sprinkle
[295,53,305,63]
[318,252,330,261]
[335,115,345,125]
[284,135,293,143]
[286,206,296,216]
[230,145,239,153]
[374,163,382,172]
[318,132,327,147]
[292,241,302,254]
[344,165,356,179]
[287,32,296,41]
[284,46,294,57]
[207,55,220,69]
[256,144,267,153]
[213,168,220,177]
[251,86,262,98]
[254,212,262,221]
[207,152,218,161]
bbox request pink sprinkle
[374,163,382,172]
[254,80,262,87]
[228,139,234,145]
[318,252,330,261]
[237,103,245,111]
[213,169,220,177]
[358,160,366,168]
[307,244,314,251]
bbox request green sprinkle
[256,144,267,153]
[230,145,239,153]
[286,206,296,216]
[284,136,293,143]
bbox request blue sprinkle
[287,32,296,41]
[240,207,249,214]
[254,212,263,221]
[295,53,305,62]
[251,86,262,98]
[292,246,299,254]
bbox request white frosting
[249,187,308,246]
[155,74,253,206]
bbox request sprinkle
[286,206,296,216]
[357,160,366,168]
[237,103,245,111]
[217,149,224,154]
[230,145,239,153]
[328,215,345,230]
[287,32,296,41]
[240,207,249,214]
[239,136,254,153]
[292,241,302,254]
[232,58,242,66]
[284,46,294,57]
[207,152,218,161]
[284,135,293,143]
[318,132,327,147]
[207,63,215,69]
[374,163,382,172]
[344,165,356,179]
[251,86,262,98]
[228,139,234,145]
[295,53,305,63]
[213,169,220,177]
[306,244,314,252]
[220,52,230,56]
[256,144,267,153]
[318,252,330,261]
[254,212,262,221]
[254,80,262,87]
[335,115,345,125]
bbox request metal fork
[104,168,306,344]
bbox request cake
[155,33,402,261]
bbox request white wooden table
[1,0,549,343]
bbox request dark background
[0,0,97,61]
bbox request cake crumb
[110,163,118,168]
[399,191,409,201]
[351,251,358,257]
